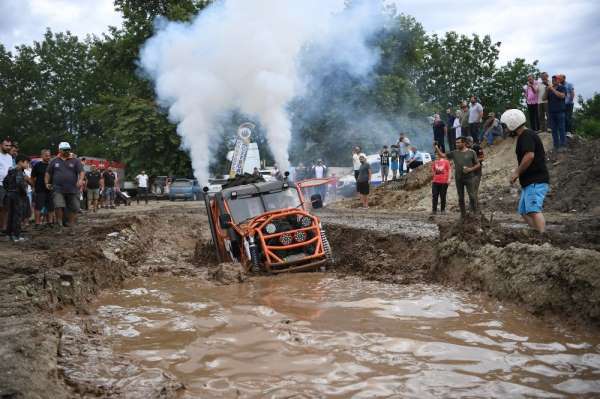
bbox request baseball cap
[58,142,71,150]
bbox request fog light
[298,215,312,227]
[279,233,293,246]
[265,223,277,234]
[294,230,307,242]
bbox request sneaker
[11,236,28,242]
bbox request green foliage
[417,31,538,114]
[85,95,191,177]
[574,94,600,138]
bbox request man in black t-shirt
[85,164,102,212]
[502,109,549,233]
[101,166,118,209]
[379,145,390,183]
[30,149,55,227]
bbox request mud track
[2,202,600,398]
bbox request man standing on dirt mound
[501,109,549,233]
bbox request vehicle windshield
[226,187,302,223]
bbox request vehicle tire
[250,244,261,273]
[320,230,333,271]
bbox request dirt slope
[334,133,600,215]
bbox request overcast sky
[1,0,598,100]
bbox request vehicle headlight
[279,233,293,246]
[265,223,277,234]
[294,231,307,242]
[298,215,312,228]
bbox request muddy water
[91,274,600,398]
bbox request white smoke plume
[140,0,382,183]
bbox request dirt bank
[322,211,600,326]
[0,203,209,399]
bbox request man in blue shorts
[501,109,550,233]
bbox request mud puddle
[85,274,600,398]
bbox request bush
[574,93,600,138]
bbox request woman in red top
[431,157,451,214]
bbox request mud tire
[320,230,333,271]
[250,244,261,274]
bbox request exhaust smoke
[139,0,382,183]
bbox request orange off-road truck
[203,176,333,273]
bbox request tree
[85,95,191,177]
[574,93,600,138]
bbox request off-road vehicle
[203,174,333,273]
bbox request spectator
[544,75,567,151]
[31,149,55,228]
[352,146,361,181]
[2,155,30,242]
[468,96,484,143]
[453,110,462,140]
[101,166,118,208]
[435,137,480,218]
[356,153,371,208]
[135,170,149,205]
[432,114,447,153]
[465,136,484,206]
[252,167,261,177]
[523,74,539,132]
[406,146,425,171]
[10,142,18,165]
[482,112,503,146]
[45,142,84,228]
[23,161,33,226]
[396,133,411,176]
[561,74,575,134]
[0,138,14,232]
[379,145,390,183]
[460,102,470,138]
[312,159,327,179]
[85,164,102,212]
[537,72,550,132]
[502,109,550,233]
[390,144,400,180]
[431,154,451,215]
[446,105,456,151]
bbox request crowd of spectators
[1,139,151,243]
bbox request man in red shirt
[431,155,451,214]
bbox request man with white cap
[501,109,549,233]
[44,142,85,228]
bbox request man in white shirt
[313,160,327,179]
[468,96,484,144]
[352,147,361,181]
[135,170,149,205]
[397,133,411,176]
[0,138,15,231]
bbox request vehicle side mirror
[311,194,323,209]
[219,214,232,229]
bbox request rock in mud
[209,262,246,285]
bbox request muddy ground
[1,196,600,398]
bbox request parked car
[168,179,202,201]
